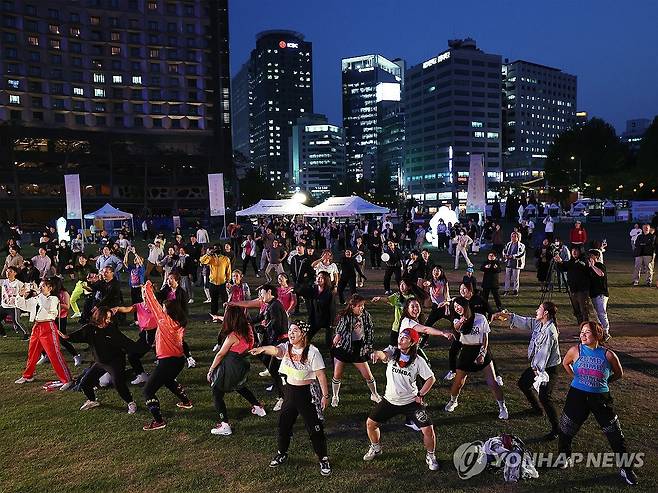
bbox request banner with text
[64,174,83,220]
[208,173,225,217]
[466,154,486,216]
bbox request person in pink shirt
[277,273,297,316]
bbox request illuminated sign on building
[422,51,451,69]
[279,40,299,49]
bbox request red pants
[23,321,72,383]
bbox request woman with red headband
[363,326,439,471]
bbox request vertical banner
[208,173,225,217]
[466,154,486,216]
[64,174,83,220]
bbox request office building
[289,114,345,199]
[231,60,252,159]
[622,118,651,153]
[378,102,405,188]
[502,59,577,182]
[249,30,312,185]
[342,54,404,182]
[403,38,502,205]
[0,0,232,222]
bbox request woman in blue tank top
[559,321,638,485]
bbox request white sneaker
[212,344,220,352]
[71,312,81,319]
[203,299,211,304]
[273,398,284,411]
[14,376,34,384]
[210,422,232,436]
[265,385,274,392]
[363,443,382,461]
[331,395,339,408]
[80,400,100,411]
[187,356,196,368]
[426,452,439,471]
[251,405,267,417]
[60,381,74,391]
[36,354,49,365]
[404,420,421,431]
[188,299,194,304]
[99,372,112,387]
[131,372,149,385]
[443,370,456,381]
[496,375,504,387]
[498,404,509,420]
[259,369,271,377]
[73,354,83,367]
[128,401,137,414]
[370,393,382,403]
[445,399,459,412]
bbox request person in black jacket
[63,307,139,413]
[480,251,503,311]
[382,240,402,294]
[554,246,591,324]
[289,244,315,315]
[337,249,366,304]
[632,224,655,286]
[82,266,123,323]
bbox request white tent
[83,203,134,234]
[305,196,389,217]
[235,199,312,217]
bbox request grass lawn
[1,222,657,492]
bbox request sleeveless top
[571,344,611,393]
[230,331,254,355]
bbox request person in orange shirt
[141,280,192,430]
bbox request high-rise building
[231,60,252,160]
[502,59,577,182]
[403,38,502,205]
[622,118,651,153]
[378,102,405,188]
[575,111,589,127]
[289,114,345,199]
[0,0,232,221]
[249,30,312,185]
[342,54,404,182]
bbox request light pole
[570,155,582,194]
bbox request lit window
[73,87,84,96]
[9,95,20,104]
[112,75,122,83]
[8,79,19,89]
[148,1,157,9]
[132,76,142,84]
[93,73,105,83]
[149,49,159,58]
[90,16,100,25]
[111,46,121,55]
[70,27,80,37]
[49,24,60,34]
[28,36,39,46]
[94,88,105,97]
[49,39,60,49]
[471,121,483,128]
[111,32,120,41]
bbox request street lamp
[292,191,307,204]
[570,155,582,193]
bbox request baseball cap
[466,267,474,273]
[399,328,420,344]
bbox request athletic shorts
[368,398,432,428]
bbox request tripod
[540,258,569,303]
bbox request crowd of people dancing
[2,211,654,485]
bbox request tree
[544,118,629,195]
[238,167,279,206]
[636,116,658,187]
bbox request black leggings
[80,359,133,404]
[128,329,156,374]
[383,267,400,292]
[369,250,381,268]
[143,356,190,421]
[0,307,27,337]
[558,387,628,457]
[518,365,559,432]
[259,353,284,398]
[242,256,258,276]
[212,385,260,422]
[482,287,502,311]
[130,287,142,321]
[448,339,462,372]
[278,384,327,459]
[337,276,357,304]
[209,283,228,316]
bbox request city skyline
[229,0,658,133]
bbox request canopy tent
[235,199,313,217]
[305,196,389,217]
[83,203,134,235]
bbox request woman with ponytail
[493,301,561,440]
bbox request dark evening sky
[229,0,658,133]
